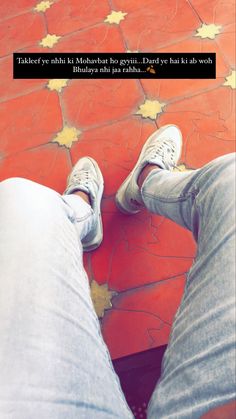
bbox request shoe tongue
[76,172,98,198]
[65,183,91,197]
[76,184,90,195]
[146,156,166,170]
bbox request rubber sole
[81,157,104,252]
[115,171,140,215]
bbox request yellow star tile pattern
[195,23,222,40]
[223,70,236,89]
[40,34,61,48]
[90,280,115,318]
[52,126,81,148]
[34,1,53,12]
[136,99,166,120]
[47,79,69,92]
[105,10,127,25]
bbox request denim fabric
[0,153,235,419]
[0,179,132,419]
[141,154,236,418]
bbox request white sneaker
[115,124,182,214]
[64,157,104,251]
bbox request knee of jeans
[0,177,40,208]
[201,154,235,216]
[208,153,235,175]
[0,177,32,192]
[0,177,59,221]
[207,153,235,189]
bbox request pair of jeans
[0,153,235,418]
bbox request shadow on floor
[113,345,167,418]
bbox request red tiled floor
[114,0,200,51]
[23,24,125,55]
[0,12,45,57]
[111,0,160,14]
[0,143,71,193]
[158,86,235,167]
[52,24,125,53]
[108,241,192,291]
[46,0,110,36]
[0,0,37,21]
[140,37,229,104]
[154,36,229,77]
[103,308,171,359]
[189,0,236,69]
[102,275,185,359]
[114,274,185,327]
[63,79,143,128]
[0,0,235,360]
[216,32,236,67]
[189,0,235,26]
[90,202,195,291]
[0,90,62,156]
[147,34,229,75]
[0,56,46,103]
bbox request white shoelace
[70,170,90,187]
[147,138,177,169]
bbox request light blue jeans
[0,153,235,418]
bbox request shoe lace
[148,138,177,168]
[70,169,91,187]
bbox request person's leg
[0,176,132,418]
[116,125,235,418]
[140,153,235,418]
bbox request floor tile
[115,0,200,51]
[0,56,46,102]
[50,24,125,53]
[90,200,195,291]
[0,0,37,21]
[158,86,235,168]
[23,24,126,54]
[102,275,185,359]
[102,276,185,359]
[46,0,110,36]
[0,12,45,57]
[0,143,71,193]
[112,0,159,14]
[140,75,222,108]
[189,0,235,26]
[62,80,143,128]
[102,307,170,359]
[113,275,185,326]
[0,89,62,156]
[216,32,236,68]
[140,36,229,104]
[107,239,193,291]
[189,0,235,69]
